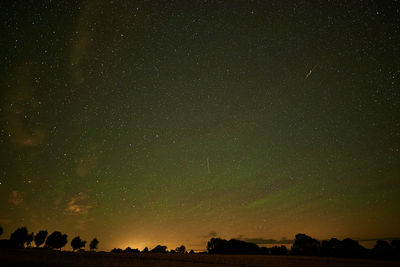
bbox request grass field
[0,249,399,267]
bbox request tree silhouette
[34,230,48,248]
[124,247,140,253]
[176,245,186,253]
[207,238,261,254]
[10,227,28,248]
[45,231,68,250]
[259,247,269,254]
[26,232,34,248]
[291,233,320,256]
[207,238,226,254]
[373,240,393,260]
[321,238,342,257]
[391,240,400,260]
[89,238,99,251]
[0,226,3,236]
[270,245,288,255]
[71,236,86,251]
[142,246,149,253]
[340,238,367,258]
[150,245,167,253]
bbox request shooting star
[206,157,210,174]
[304,64,319,80]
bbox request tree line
[0,226,98,251]
[107,233,400,261]
[207,233,400,261]
[1,226,399,261]
[110,244,194,254]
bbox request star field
[0,1,399,251]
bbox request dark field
[0,250,399,267]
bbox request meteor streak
[305,64,319,80]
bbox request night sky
[1,1,399,251]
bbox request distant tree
[259,247,269,255]
[124,247,133,252]
[89,238,99,251]
[391,240,400,260]
[207,238,226,254]
[176,245,186,253]
[321,240,330,256]
[58,234,68,250]
[150,245,167,253]
[320,237,369,259]
[124,247,140,253]
[291,234,320,256]
[340,238,367,258]
[111,248,123,252]
[142,247,149,253]
[10,227,29,248]
[207,237,261,254]
[321,238,341,257]
[45,231,68,250]
[26,232,34,247]
[34,230,48,248]
[71,236,86,251]
[270,245,288,255]
[373,240,393,260]
[229,239,260,254]
[189,249,195,254]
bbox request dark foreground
[0,249,399,267]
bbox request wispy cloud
[9,190,23,206]
[65,192,92,215]
[0,218,11,224]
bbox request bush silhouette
[34,230,48,248]
[45,231,68,250]
[71,236,86,251]
[10,227,29,248]
[89,238,99,251]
